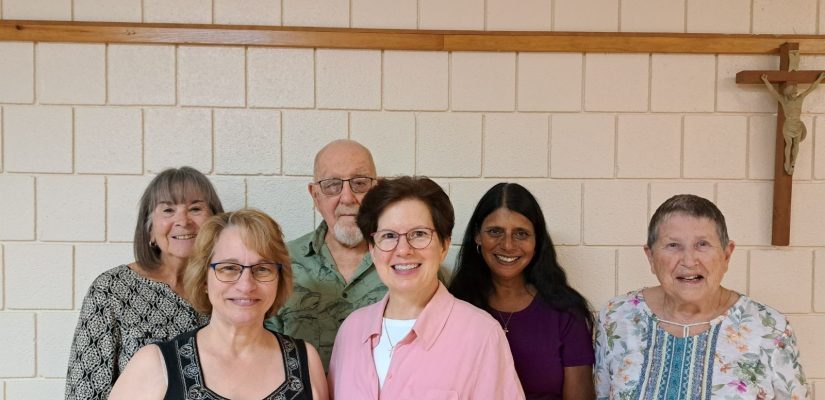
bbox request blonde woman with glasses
[110,209,328,400]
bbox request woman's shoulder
[264,327,304,346]
[599,289,647,314]
[727,294,792,331]
[451,297,502,330]
[88,264,137,288]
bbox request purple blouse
[491,297,594,400]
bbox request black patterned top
[158,327,313,400]
[65,265,208,400]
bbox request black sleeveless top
[157,327,313,400]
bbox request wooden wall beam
[3,20,825,54]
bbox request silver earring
[476,244,481,254]
[149,239,157,248]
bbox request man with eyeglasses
[265,139,387,370]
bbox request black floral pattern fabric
[158,327,312,400]
[65,265,208,400]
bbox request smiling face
[645,213,735,306]
[310,141,377,247]
[207,226,278,327]
[475,207,536,283]
[370,199,449,298]
[150,197,212,267]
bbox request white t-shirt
[373,317,416,388]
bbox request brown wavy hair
[134,166,224,270]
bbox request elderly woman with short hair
[66,167,224,400]
[594,194,808,399]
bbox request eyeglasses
[481,228,533,242]
[209,262,282,283]
[315,177,375,196]
[371,228,435,252]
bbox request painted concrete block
[0,176,34,240]
[144,108,212,173]
[179,46,245,107]
[37,43,105,105]
[0,313,35,376]
[416,113,482,177]
[75,107,142,174]
[317,50,381,110]
[451,52,516,112]
[108,45,175,105]
[0,42,34,103]
[383,51,448,111]
[37,176,105,242]
[483,114,549,177]
[5,245,73,309]
[214,109,280,175]
[248,48,314,109]
[3,106,72,173]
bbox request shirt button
[342,292,348,298]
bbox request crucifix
[736,43,825,246]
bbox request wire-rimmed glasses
[370,228,435,252]
[209,262,282,283]
[315,177,375,196]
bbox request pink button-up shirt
[328,283,525,399]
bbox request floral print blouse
[594,290,809,400]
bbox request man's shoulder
[287,227,323,260]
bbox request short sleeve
[593,307,612,400]
[769,319,810,399]
[559,312,595,367]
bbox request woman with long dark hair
[449,182,594,400]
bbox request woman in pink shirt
[328,176,525,399]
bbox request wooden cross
[736,43,825,246]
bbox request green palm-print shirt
[265,222,387,370]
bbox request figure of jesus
[761,72,825,175]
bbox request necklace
[657,289,732,337]
[495,310,514,333]
[655,319,711,337]
[382,318,398,355]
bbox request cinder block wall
[2,0,825,398]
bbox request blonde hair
[184,208,292,317]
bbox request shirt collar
[360,282,454,351]
[305,221,329,257]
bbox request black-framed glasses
[209,262,282,283]
[371,228,435,252]
[315,177,375,196]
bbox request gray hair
[134,167,224,270]
[647,194,729,249]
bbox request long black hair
[448,182,594,329]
